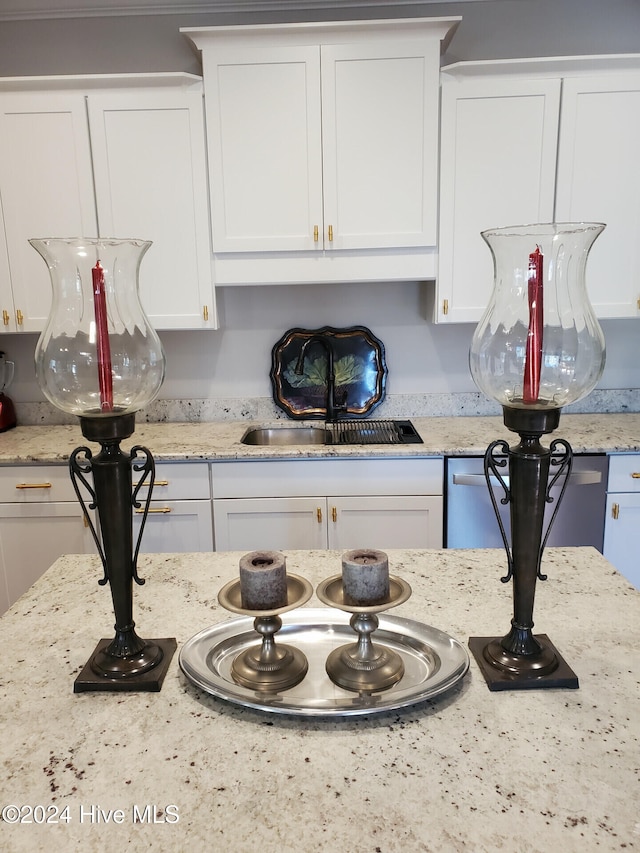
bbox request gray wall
[0,0,639,77]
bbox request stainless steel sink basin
[241,420,423,446]
[241,426,328,446]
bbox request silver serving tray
[179,608,469,717]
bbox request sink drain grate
[329,419,422,445]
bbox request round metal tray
[179,608,469,717]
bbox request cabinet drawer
[0,465,76,503]
[211,457,443,499]
[607,455,640,493]
[133,462,210,501]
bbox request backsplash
[14,389,640,426]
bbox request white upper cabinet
[0,75,217,332]
[203,43,323,253]
[183,18,459,285]
[0,92,97,332]
[555,73,640,319]
[436,57,640,323]
[87,86,216,329]
[437,73,560,323]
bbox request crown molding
[0,0,486,23]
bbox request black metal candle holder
[468,406,579,691]
[69,412,176,693]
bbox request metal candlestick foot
[217,574,313,692]
[316,575,411,693]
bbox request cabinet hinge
[612,503,619,520]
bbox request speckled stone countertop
[0,412,639,464]
[0,547,638,852]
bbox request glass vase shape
[31,238,165,418]
[469,223,606,411]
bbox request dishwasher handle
[452,470,602,487]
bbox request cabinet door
[603,494,640,589]
[327,495,443,550]
[0,502,95,614]
[134,500,213,553]
[321,40,440,250]
[556,74,640,318]
[202,46,323,252]
[437,76,560,322]
[87,90,217,329]
[0,205,15,333]
[213,497,327,551]
[0,93,97,332]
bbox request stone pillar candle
[239,551,288,611]
[342,549,390,606]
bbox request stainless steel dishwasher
[446,454,608,550]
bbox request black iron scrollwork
[538,438,573,579]
[69,446,108,584]
[69,442,156,588]
[130,446,155,585]
[484,439,513,582]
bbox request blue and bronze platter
[270,325,388,419]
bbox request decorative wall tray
[179,607,469,717]
[270,326,387,419]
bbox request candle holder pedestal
[218,574,313,691]
[70,413,176,693]
[316,575,412,692]
[468,406,579,691]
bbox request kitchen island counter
[1,411,639,464]
[1,547,638,852]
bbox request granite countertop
[0,412,639,464]
[0,547,638,852]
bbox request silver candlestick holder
[218,574,313,692]
[316,574,412,692]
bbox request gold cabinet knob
[16,309,24,325]
[2,310,9,326]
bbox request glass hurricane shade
[469,222,606,410]
[31,238,165,418]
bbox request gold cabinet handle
[2,310,9,326]
[313,225,319,242]
[631,472,640,479]
[16,309,24,326]
[203,305,209,321]
[134,479,169,488]
[612,502,620,520]
[331,506,337,523]
[443,299,449,316]
[316,507,322,523]
[327,224,333,242]
[16,482,52,490]
[136,506,172,514]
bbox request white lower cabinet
[132,462,213,554]
[0,466,96,614]
[211,458,444,552]
[603,454,640,589]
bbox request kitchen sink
[241,426,328,446]
[241,420,422,446]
